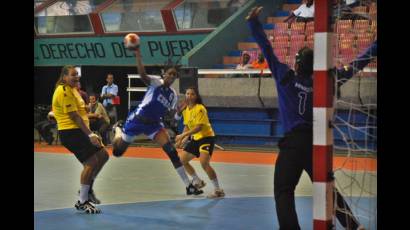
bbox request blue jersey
[248,18,313,133]
[248,18,377,133]
[132,75,178,122]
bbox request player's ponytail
[55,65,75,89]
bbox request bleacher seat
[339,37,354,49]
[335,20,353,33]
[245,37,256,42]
[290,34,305,43]
[305,21,314,35]
[228,50,242,57]
[286,0,302,4]
[282,3,300,11]
[352,6,368,14]
[339,33,355,42]
[274,22,289,31]
[273,41,289,49]
[275,10,290,17]
[263,23,275,30]
[369,3,377,19]
[238,42,259,50]
[370,20,377,33]
[290,22,305,34]
[289,41,305,56]
[356,32,373,41]
[353,19,370,33]
[274,48,288,57]
[274,35,289,43]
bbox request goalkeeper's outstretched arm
[335,40,377,85]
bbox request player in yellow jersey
[52,65,109,214]
[175,87,225,198]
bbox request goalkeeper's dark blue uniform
[248,17,313,133]
[247,17,377,133]
[248,16,376,230]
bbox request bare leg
[199,153,217,180]
[180,151,196,176]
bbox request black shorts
[59,129,102,163]
[183,136,215,158]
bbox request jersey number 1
[298,92,307,115]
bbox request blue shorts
[122,116,164,143]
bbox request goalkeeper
[246,6,376,230]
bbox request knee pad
[162,142,182,168]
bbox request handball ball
[124,33,140,50]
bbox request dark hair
[162,58,181,78]
[186,86,203,105]
[89,93,99,99]
[55,65,75,89]
[295,47,313,76]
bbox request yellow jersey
[52,84,89,130]
[182,104,215,140]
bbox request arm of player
[246,6,289,81]
[334,40,377,85]
[175,125,189,148]
[174,100,187,120]
[175,125,202,144]
[68,111,101,147]
[134,47,151,86]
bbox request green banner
[34,34,208,66]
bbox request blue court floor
[35,152,376,229]
[35,197,376,230]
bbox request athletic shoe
[74,200,101,214]
[186,183,203,195]
[193,179,206,189]
[207,189,225,199]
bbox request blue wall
[178,107,377,150]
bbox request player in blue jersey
[111,47,203,196]
[247,6,376,230]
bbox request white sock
[191,172,201,184]
[79,184,90,203]
[211,178,220,190]
[176,166,190,187]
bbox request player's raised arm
[334,40,377,85]
[134,48,151,86]
[246,6,289,81]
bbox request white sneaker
[112,121,124,139]
[207,189,225,199]
[193,179,206,189]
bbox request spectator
[34,106,56,145]
[251,53,269,70]
[100,73,118,124]
[284,0,314,23]
[236,52,252,70]
[88,94,110,145]
[77,81,89,104]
